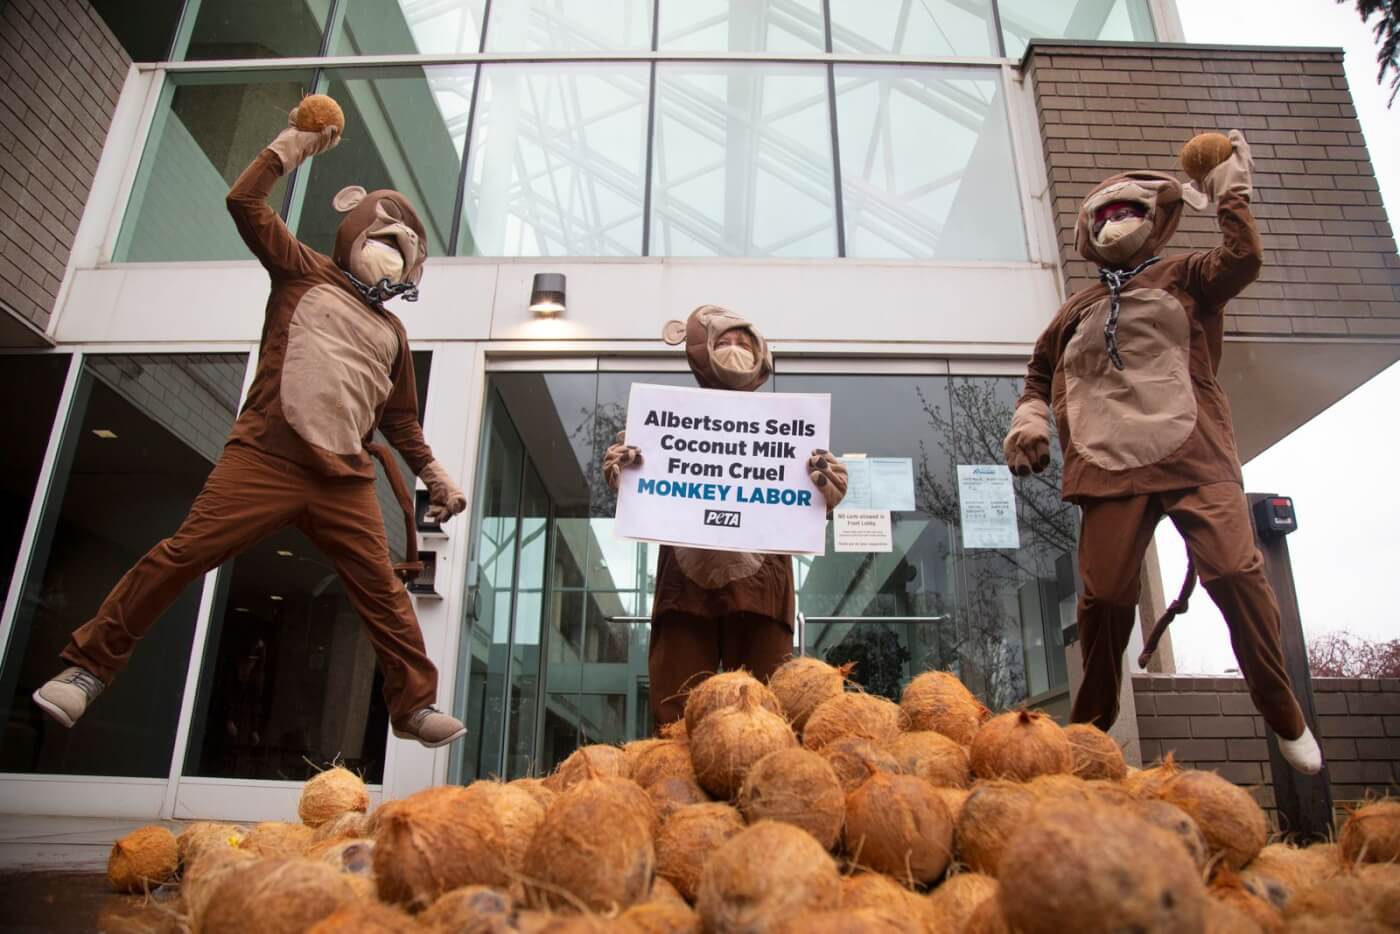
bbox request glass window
[657,0,825,53]
[460,64,650,257]
[0,355,69,611]
[999,0,1156,59]
[332,0,487,55]
[292,66,474,259]
[829,0,998,57]
[483,0,653,52]
[651,64,837,257]
[835,66,1027,261]
[90,0,185,61]
[0,353,248,778]
[115,71,314,262]
[180,0,331,60]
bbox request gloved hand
[265,106,341,172]
[808,449,848,510]
[603,431,643,492]
[420,461,466,524]
[1184,129,1252,210]
[1003,399,1052,476]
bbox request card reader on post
[1252,494,1297,538]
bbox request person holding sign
[604,305,848,727]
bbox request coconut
[930,786,971,825]
[200,858,358,934]
[1287,872,1379,922]
[373,785,511,910]
[969,709,1072,781]
[242,821,315,859]
[1063,723,1128,781]
[1181,131,1234,183]
[522,776,656,912]
[1159,769,1268,870]
[925,872,999,932]
[464,780,546,874]
[509,777,557,811]
[544,744,628,793]
[841,872,922,913]
[660,719,689,743]
[182,845,257,923]
[623,738,671,776]
[898,671,989,745]
[419,885,514,933]
[319,838,375,874]
[1205,897,1269,934]
[1211,867,1285,934]
[1085,779,1138,807]
[300,767,371,828]
[1340,800,1400,865]
[1129,798,1211,871]
[312,810,370,844]
[649,877,688,907]
[1025,773,1097,805]
[768,657,850,734]
[690,685,797,799]
[631,741,696,790]
[621,900,702,934]
[996,801,1208,934]
[107,825,178,893]
[770,908,922,933]
[1124,753,1180,799]
[817,736,900,793]
[737,748,845,850]
[1242,842,1339,909]
[655,803,745,902]
[1286,917,1393,934]
[844,772,954,886]
[956,779,1041,876]
[882,730,972,789]
[696,821,842,931]
[177,821,245,869]
[292,94,346,134]
[962,898,1011,934]
[647,776,711,820]
[1358,862,1400,928]
[306,901,418,933]
[803,692,901,752]
[683,670,784,736]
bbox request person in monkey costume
[1003,130,1321,773]
[604,306,849,727]
[33,99,469,748]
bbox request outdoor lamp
[529,272,566,316]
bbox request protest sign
[615,383,831,554]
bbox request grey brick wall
[1024,41,1400,340]
[0,0,129,334]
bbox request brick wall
[0,0,129,340]
[1134,674,1400,821]
[1024,41,1400,340]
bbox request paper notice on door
[834,509,893,553]
[839,457,915,511]
[957,465,1020,550]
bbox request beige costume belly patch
[282,284,399,455]
[1062,287,1196,472]
[672,547,765,589]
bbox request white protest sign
[615,383,831,555]
[834,509,893,553]
[957,464,1020,549]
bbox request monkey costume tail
[1138,557,1195,669]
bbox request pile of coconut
[107,661,1399,933]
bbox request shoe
[1278,725,1323,775]
[33,667,105,727]
[392,706,466,748]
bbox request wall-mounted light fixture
[529,272,566,316]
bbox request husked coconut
[969,709,1072,781]
[300,767,371,828]
[843,772,954,886]
[1159,770,1268,870]
[1210,867,1285,934]
[817,736,899,793]
[955,779,1039,875]
[646,775,710,819]
[1063,723,1128,781]
[898,671,989,745]
[177,821,245,869]
[241,821,315,859]
[631,740,695,789]
[925,872,999,932]
[655,803,745,902]
[318,837,376,902]
[962,898,1011,934]
[696,821,842,930]
[683,670,784,736]
[621,900,701,934]
[544,744,628,793]
[419,885,514,933]
[509,777,557,812]
[1358,862,1400,928]
[660,720,689,743]
[768,657,850,733]
[1340,800,1400,865]
[996,801,1208,934]
[1025,773,1097,805]
[463,781,546,874]
[803,692,901,751]
[373,785,510,910]
[1205,897,1269,934]
[930,786,971,825]
[200,858,358,934]
[769,908,922,933]
[312,810,370,844]
[1244,842,1340,906]
[1084,780,1137,807]
[1287,872,1383,924]
[306,901,418,933]
[882,730,972,788]
[840,872,922,914]
[183,846,258,924]
[623,738,670,775]
[1129,798,1210,871]
[107,825,178,893]
[1124,753,1180,799]
[690,685,797,799]
[737,748,845,850]
[648,877,688,907]
[1286,916,1392,934]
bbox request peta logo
[704,509,742,528]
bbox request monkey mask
[332,185,428,304]
[1075,171,1184,269]
[662,305,774,392]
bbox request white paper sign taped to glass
[834,509,893,553]
[615,383,832,555]
[957,464,1020,550]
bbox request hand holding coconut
[1180,128,1253,209]
[267,93,344,171]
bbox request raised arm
[1184,130,1264,310]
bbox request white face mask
[712,343,758,388]
[1092,215,1151,265]
[357,238,405,285]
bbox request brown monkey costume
[34,102,469,748]
[604,306,848,727]
[1003,131,1321,773]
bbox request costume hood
[1075,171,1184,268]
[331,185,428,287]
[662,304,773,392]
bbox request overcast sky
[1155,0,1399,672]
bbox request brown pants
[648,610,794,728]
[1070,481,1305,740]
[62,442,437,727]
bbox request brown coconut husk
[544,744,628,793]
[1287,871,1380,922]
[898,671,989,745]
[464,780,547,874]
[770,908,922,933]
[509,777,557,812]
[696,821,841,931]
[300,767,371,828]
[802,691,901,752]
[1340,800,1400,865]
[655,803,745,902]
[1242,842,1340,909]
[737,747,845,850]
[649,877,688,907]
[622,737,670,773]
[930,786,971,825]
[1025,772,1098,806]
[1130,798,1211,871]
[630,740,696,790]
[882,730,972,789]
[1064,723,1128,781]
[924,872,999,931]
[1181,131,1234,183]
[768,657,851,734]
[660,719,689,742]
[292,94,346,134]
[200,857,358,934]
[312,810,370,844]
[996,801,1209,934]
[1124,752,1181,799]
[841,872,922,912]
[969,709,1072,781]
[690,685,797,799]
[682,670,784,737]
[306,901,418,933]
[1159,769,1268,871]
[318,837,375,875]
[844,772,955,886]
[107,825,178,893]
[955,779,1043,875]
[1211,866,1285,934]
[1358,862,1400,928]
[621,899,702,933]
[181,845,257,923]
[646,775,711,820]
[176,821,245,870]
[1205,897,1269,934]
[817,735,899,794]
[1084,779,1138,807]
[372,785,511,910]
[522,775,656,912]
[962,898,1012,934]
[241,821,315,859]
[419,885,514,933]
[521,914,644,933]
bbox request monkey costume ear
[332,185,367,213]
[661,320,686,345]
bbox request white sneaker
[1278,725,1322,775]
[33,666,105,727]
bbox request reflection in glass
[835,66,1027,261]
[460,64,649,257]
[658,0,825,53]
[483,0,653,52]
[829,0,998,56]
[181,0,330,60]
[333,0,486,55]
[998,0,1156,59]
[0,354,247,777]
[652,64,836,257]
[0,355,70,607]
[115,72,313,262]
